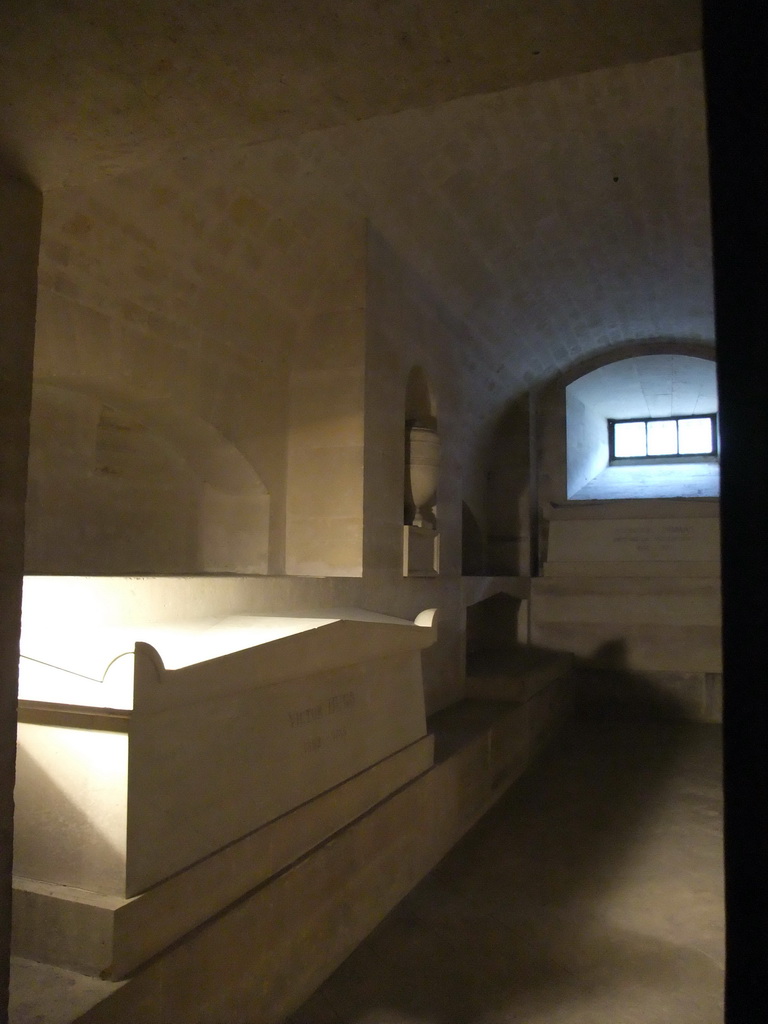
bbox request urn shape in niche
[405,422,440,529]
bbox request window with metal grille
[608,414,718,461]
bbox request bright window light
[610,414,718,461]
[678,416,714,455]
[613,420,647,457]
[647,419,678,456]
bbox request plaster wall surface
[363,233,470,706]
[567,353,718,420]
[565,390,609,497]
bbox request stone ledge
[465,645,574,704]
[543,560,720,577]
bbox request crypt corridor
[0,3,735,1023]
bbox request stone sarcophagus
[14,589,437,977]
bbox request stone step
[466,645,573,703]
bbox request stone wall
[30,55,715,578]
[285,218,367,576]
[565,389,609,497]
[32,149,365,576]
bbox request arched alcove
[565,353,719,500]
[25,380,270,574]
[403,367,440,575]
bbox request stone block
[15,608,438,898]
[531,576,722,675]
[546,515,720,566]
[11,682,572,1024]
[466,646,573,703]
[12,737,433,978]
[285,515,364,576]
[403,525,440,576]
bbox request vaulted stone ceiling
[1,1,701,187]
[3,2,712,426]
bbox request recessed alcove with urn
[403,367,440,576]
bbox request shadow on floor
[286,673,723,1024]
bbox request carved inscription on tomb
[610,522,693,559]
[547,517,719,563]
[288,692,357,753]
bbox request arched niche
[403,367,440,575]
[404,365,439,528]
[25,380,270,575]
[565,353,718,500]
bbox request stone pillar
[285,214,367,577]
[0,174,42,1020]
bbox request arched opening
[565,354,718,500]
[25,381,270,574]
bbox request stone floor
[286,712,724,1024]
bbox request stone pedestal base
[10,666,573,1024]
[403,525,439,576]
[12,736,434,979]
